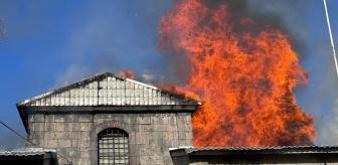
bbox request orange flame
[118,70,135,79]
[159,0,315,147]
[157,83,201,101]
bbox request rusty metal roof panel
[17,72,200,107]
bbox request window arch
[97,128,129,165]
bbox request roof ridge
[17,72,118,106]
[17,72,200,107]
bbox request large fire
[159,0,315,147]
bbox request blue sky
[0,0,337,147]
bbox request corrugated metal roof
[0,148,56,156]
[170,145,338,154]
[17,72,200,107]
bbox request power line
[0,120,73,164]
[323,0,338,79]
[0,120,32,145]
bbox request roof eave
[16,72,201,107]
[16,105,29,133]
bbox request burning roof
[16,72,200,133]
[17,72,200,107]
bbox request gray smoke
[56,0,174,86]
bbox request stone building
[16,72,338,165]
[16,72,200,165]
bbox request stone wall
[28,111,193,165]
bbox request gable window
[98,128,129,165]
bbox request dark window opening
[98,128,129,165]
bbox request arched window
[98,128,129,165]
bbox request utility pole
[323,0,338,79]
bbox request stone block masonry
[28,111,193,165]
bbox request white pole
[323,0,338,79]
